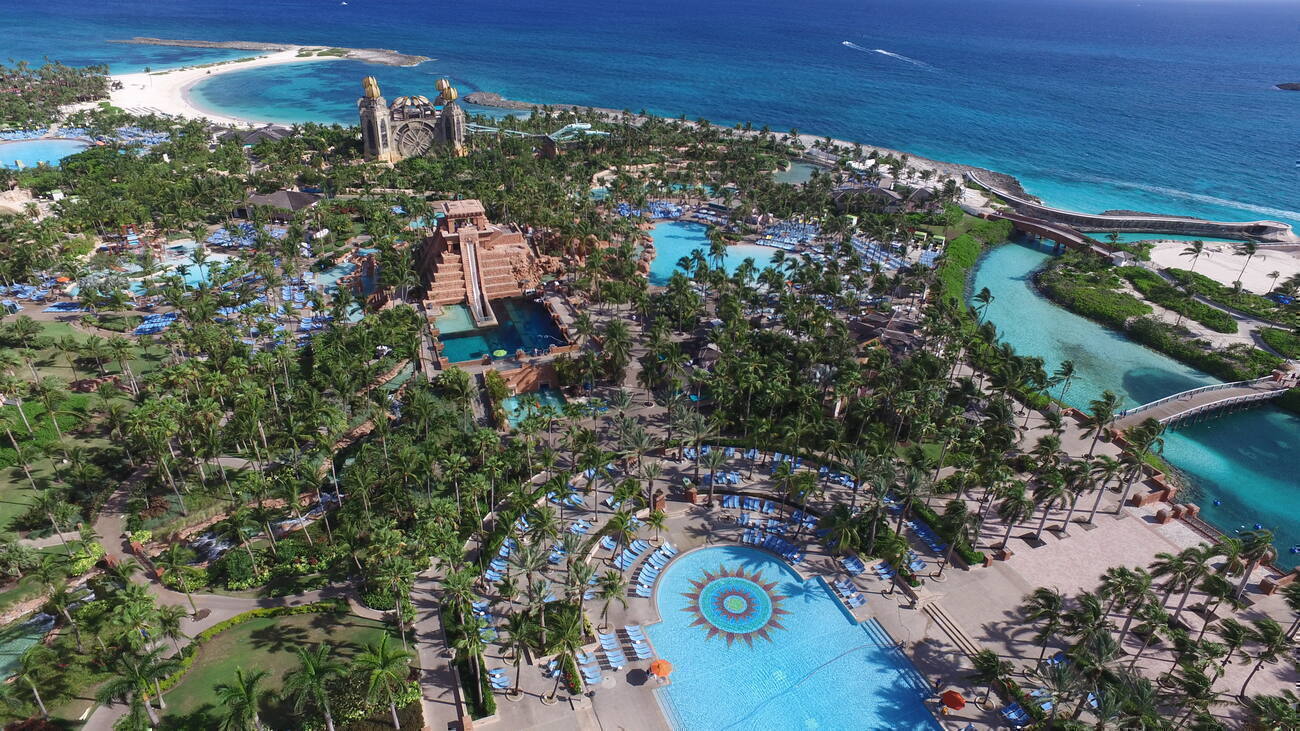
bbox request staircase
[922,601,983,658]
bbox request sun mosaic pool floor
[647,546,939,731]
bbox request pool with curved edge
[0,138,91,169]
[647,221,778,287]
[647,545,939,731]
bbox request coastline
[109,48,343,127]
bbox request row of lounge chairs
[613,539,652,571]
[703,470,744,486]
[741,531,804,564]
[904,518,949,554]
[134,312,177,335]
[720,494,778,514]
[831,578,867,608]
[633,543,678,597]
[547,490,585,509]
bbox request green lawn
[159,612,396,729]
[0,541,92,613]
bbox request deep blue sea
[6,0,1300,226]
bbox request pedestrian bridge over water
[1114,377,1292,428]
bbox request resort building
[357,76,467,163]
[417,199,538,327]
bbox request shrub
[66,541,105,575]
[1276,387,1300,416]
[206,548,267,590]
[1037,256,1150,329]
[1166,268,1299,327]
[1117,267,1236,333]
[935,233,983,309]
[1260,327,1300,359]
[561,651,584,695]
[1127,318,1283,381]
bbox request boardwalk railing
[1160,389,1285,425]
[1117,377,1277,419]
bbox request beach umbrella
[55,277,71,283]
[940,690,966,710]
[649,659,673,678]
[492,349,508,357]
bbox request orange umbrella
[648,659,673,678]
[940,690,966,710]
[56,277,71,283]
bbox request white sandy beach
[1148,240,1300,294]
[109,48,338,127]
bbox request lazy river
[970,240,1300,568]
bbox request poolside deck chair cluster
[633,543,678,597]
[702,470,743,487]
[769,452,803,469]
[731,496,776,514]
[1001,703,1032,726]
[761,221,820,249]
[487,667,511,690]
[471,601,497,641]
[839,555,868,576]
[134,312,177,335]
[874,562,899,581]
[741,531,804,564]
[547,488,586,510]
[613,539,652,571]
[789,509,819,530]
[904,518,948,553]
[567,519,593,536]
[615,200,683,219]
[905,550,928,573]
[482,537,517,583]
[831,578,867,608]
[850,237,908,270]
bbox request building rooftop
[437,199,486,217]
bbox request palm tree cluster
[1009,536,1299,729]
[0,60,109,129]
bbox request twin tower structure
[358,76,467,163]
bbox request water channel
[969,240,1300,568]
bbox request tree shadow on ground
[248,622,310,654]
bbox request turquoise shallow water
[971,241,1300,565]
[436,297,565,363]
[648,222,777,286]
[0,139,91,169]
[648,546,938,731]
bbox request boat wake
[1068,172,1300,223]
[841,42,935,70]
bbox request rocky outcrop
[1276,83,1300,91]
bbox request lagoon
[970,240,1300,567]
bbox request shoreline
[109,48,343,127]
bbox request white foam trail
[841,42,934,70]
[873,49,934,70]
[1069,172,1300,222]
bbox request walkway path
[1114,377,1290,428]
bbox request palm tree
[1021,586,1066,667]
[215,667,270,730]
[500,611,538,697]
[1238,618,1289,699]
[13,645,54,719]
[1234,242,1259,286]
[596,570,628,632]
[1082,390,1121,457]
[283,645,345,731]
[995,487,1034,550]
[544,609,585,702]
[1180,240,1207,274]
[1234,529,1275,599]
[967,648,1011,706]
[356,634,413,729]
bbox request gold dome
[440,86,459,103]
[362,76,381,99]
[434,78,451,92]
[392,95,431,107]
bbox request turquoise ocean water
[972,241,1300,567]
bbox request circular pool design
[682,565,788,645]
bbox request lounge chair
[632,643,653,659]
[576,650,597,665]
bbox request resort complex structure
[359,75,468,163]
[417,199,539,327]
[1,38,1300,731]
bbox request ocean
[6,0,1300,226]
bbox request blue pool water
[0,139,90,169]
[437,297,566,363]
[648,546,938,731]
[648,222,778,286]
[434,304,478,335]
[501,387,566,427]
[971,241,1300,567]
[773,162,821,186]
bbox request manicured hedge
[1117,267,1237,333]
[1260,328,1300,358]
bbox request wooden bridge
[1114,377,1292,428]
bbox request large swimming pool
[648,221,778,286]
[0,138,90,169]
[648,546,939,731]
[437,297,567,363]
